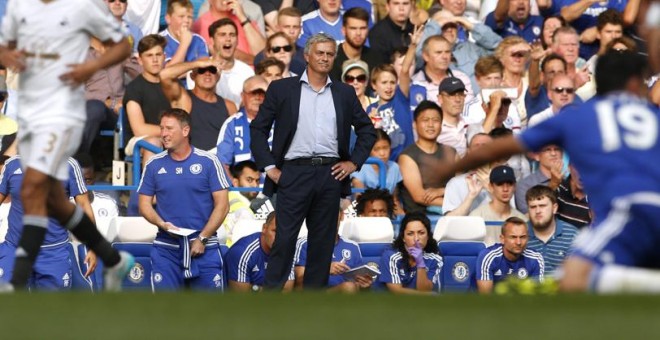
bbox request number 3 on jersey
[596,101,659,152]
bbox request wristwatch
[199,235,209,245]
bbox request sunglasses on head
[246,88,266,96]
[108,0,127,3]
[510,51,529,58]
[344,74,367,84]
[552,87,575,94]
[196,66,218,75]
[270,45,293,53]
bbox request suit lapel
[290,79,302,132]
[331,84,344,145]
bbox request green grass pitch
[1,293,660,339]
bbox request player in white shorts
[0,0,135,291]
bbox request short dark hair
[413,100,442,121]
[596,50,648,95]
[265,211,276,226]
[392,212,440,268]
[488,127,513,139]
[209,18,237,38]
[605,36,637,53]
[501,216,527,235]
[343,7,370,25]
[355,188,394,218]
[138,34,167,55]
[525,185,558,205]
[541,53,567,73]
[255,57,285,75]
[160,108,191,127]
[597,9,624,31]
[230,160,259,179]
[166,0,192,14]
[73,153,94,169]
[374,129,391,145]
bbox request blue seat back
[358,243,390,291]
[438,242,485,293]
[112,242,153,291]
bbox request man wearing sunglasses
[528,75,576,127]
[160,57,237,151]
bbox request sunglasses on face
[510,51,529,58]
[552,87,575,94]
[246,88,266,96]
[270,45,292,53]
[107,0,127,3]
[344,74,367,84]
[196,66,218,75]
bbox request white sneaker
[103,251,135,292]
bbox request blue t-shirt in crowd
[365,87,414,161]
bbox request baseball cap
[489,165,516,184]
[438,77,466,94]
[341,59,369,82]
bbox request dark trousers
[80,99,117,154]
[264,162,341,289]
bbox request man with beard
[476,217,545,294]
[330,7,385,81]
[485,0,543,43]
[469,165,527,222]
[524,185,578,274]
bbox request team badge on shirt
[452,262,469,282]
[517,268,528,279]
[129,263,145,283]
[190,164,202,174]
[341,249,351,261]
[153,272,163,283]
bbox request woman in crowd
[264,32,297,78]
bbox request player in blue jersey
[476,217,545,294]
[138,108,230,291]
[379,212,443,294]
[0,156,97,290]
[440,50,660,293]
[294,210,373,292]
[225,212,295,292]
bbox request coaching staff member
[250,32,376,290]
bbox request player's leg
[561,194,660,293]
[11,123,60,288]
[150,245,185,291]
[328,281,359,293]
[189,246,224,291]
[303,166,341,289]
[31,245,73,291]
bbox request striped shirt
[526,219,579,274]
[556,177,591,228]
[378,249,443,292]
[476,244,544,283]
[225,232,294,287]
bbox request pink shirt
[192,12,257,55]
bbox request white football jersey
[0,0,125,123]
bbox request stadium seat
[111,242,153,291]
[96,216,116,241]
[341,217,394,243]
[67,242,94,292]
[231,219,265,244]
[432,216,487,242]
[113,216,159,243]
[484,221,503,247]
[436,218,487,293]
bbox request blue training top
[0,156,87,246]
[476,244,544,283]
[294,236,363,287]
